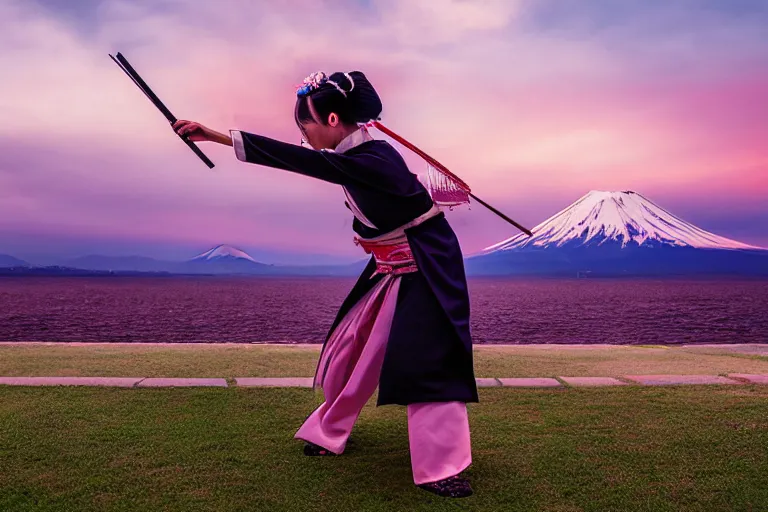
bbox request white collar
[333,127,373,154]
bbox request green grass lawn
[1,343,767,378]
[0,385,766,511]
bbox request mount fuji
[466,190,768,276]
[183,244,273,274]
[190,245,259,263]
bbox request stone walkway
[0,374,766,388]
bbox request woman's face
[299,119,338,151]
[298,95,344,150]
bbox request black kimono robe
[231,128,478,406]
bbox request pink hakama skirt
[294,273,472,485]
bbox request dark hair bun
[329,71,383,122]
[295,70,383,126]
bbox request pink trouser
[294,275,472,485]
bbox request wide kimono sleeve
[230,129,403,190]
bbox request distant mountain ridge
[64,255,173,273]
[0,254,28,267]
[4,196,768,277]
[3,244,364,276]
[58,245,273,275]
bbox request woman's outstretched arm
[174,120,232,146]
[173,120,396,189]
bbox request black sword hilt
[109,52,215,169]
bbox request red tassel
[364,121,533,236]
[365,121,472,194]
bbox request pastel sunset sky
[1,0,766,264]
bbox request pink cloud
[1,0,767,255]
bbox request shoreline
[3,342,766,379]
[1,341,765,351]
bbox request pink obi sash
[353,205,441,277]
[356,239,418,276]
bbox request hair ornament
[326,79,347,97]
[344,72,355,92]
[296,71,327,97]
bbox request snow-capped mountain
[190,245,258,263]
[467,190,768,276]
[183,244,273,274]
[485,190,760,253]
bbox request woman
[173,70,478,499]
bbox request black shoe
[303,442,336,456]
[418,474,473,498]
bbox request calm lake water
[1,277,766,344]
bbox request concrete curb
[622,374,742,386]
[0,374,765,388]
[559,377,628,387]
[235,378,314,388]
[0,377,143,387]
[136,378,228,388]
[726,373,768,384]
[497,378,562,388]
